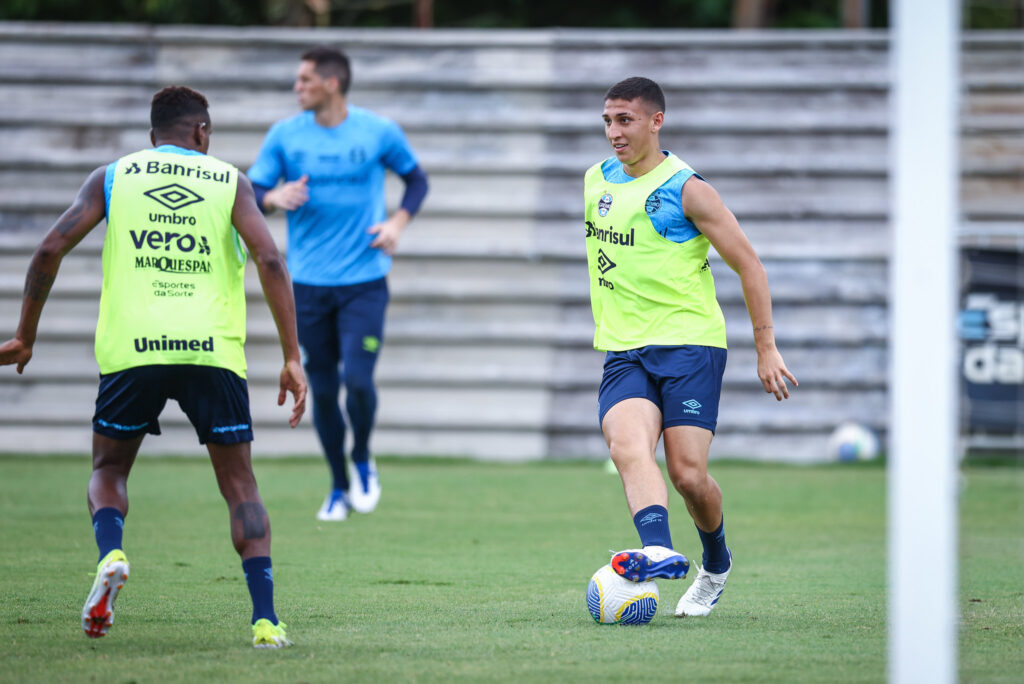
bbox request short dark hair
[604,77,666,115]
[150,86,210,133]
[301,45,352,95]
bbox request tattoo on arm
[24,269,55,302]
[233,501,268,539]
[55,202,87,237]
[753,325,774,332]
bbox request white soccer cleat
[674,556,732,617]
[610,545,689,582]
[316,490,349,521]
[348,461,381,514]
[82,549,130,638]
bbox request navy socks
[697,517,731,573]
[633,505,673,549]
[242,556,278,625]
[92,507,124,563]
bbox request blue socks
[92,507,124,563]
[697,517,731,573]
[242,556,278,625]
[633,505,673,549]
[631,506,731,573]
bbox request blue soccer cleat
[611,545,689,582]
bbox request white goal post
[889,0,960,682]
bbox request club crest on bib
[645,193,662,215]
[598,192,613,217]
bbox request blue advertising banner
[958,248,1024,436]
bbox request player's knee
[607,436,651,466]
[306,367,341,396]
[343,372,376,399]
[669,465,707,499]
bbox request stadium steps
[0,24,1019,461]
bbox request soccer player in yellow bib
[0,87,307,648]
[587,77,797,617]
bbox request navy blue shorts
[598,345,728,433]
[93,365,253,445]
[293,278,388,393]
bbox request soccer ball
[826,422,880,461]
[586,564,659,625]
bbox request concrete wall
[0,23,1020,461]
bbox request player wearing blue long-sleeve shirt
[249,46,429,521]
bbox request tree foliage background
[0,0,1020,28]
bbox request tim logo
[144,184,205,211]
[598,192,613,217]
[638,511,664,526]
[682,399,702,415]
[596,249,617,274]
[124,162,141,175]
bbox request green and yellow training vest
[96,147,248,377]
[584,154,727,352]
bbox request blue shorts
[294,278,388,392]
[598,345,727,433]
[93,365,253,445]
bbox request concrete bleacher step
[0,250,889,305]
[0,211,907,261]
[0,421,548,460]
[5,338,884,391]
[548,431,842,464]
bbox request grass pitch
[0,455,1020,683]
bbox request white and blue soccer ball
[586,564,659,625]
[826,421,880,462]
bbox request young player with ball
[585,77,797,617]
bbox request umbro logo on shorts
[682,399,702,415]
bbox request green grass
[0,456,1020,683]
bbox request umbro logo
[638,512,663,526]
[143,183,205,212]
[682,399,702,415]
[596,249,617,274]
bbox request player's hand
[0,337,33,374]
[757,347,798,401]
[278,358,307,428]
[368,212,409,255]
[266,175,309,212]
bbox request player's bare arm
[0,166,106,374]
[682,177,798,400]
[232,175,308,427]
